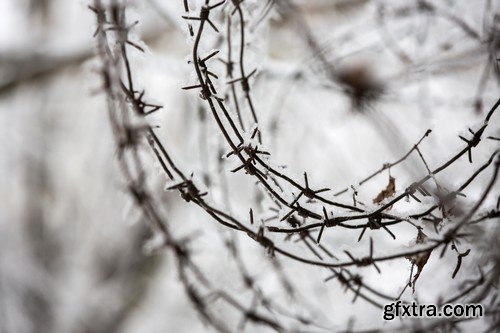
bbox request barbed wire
[92,0,500,331]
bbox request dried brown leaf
[405,228,432,293]
[373,176,396,204]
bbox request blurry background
[1,0,499,332]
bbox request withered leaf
[405,228,432,293]
[373,176,396,204]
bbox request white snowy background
[1,0,499,332]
